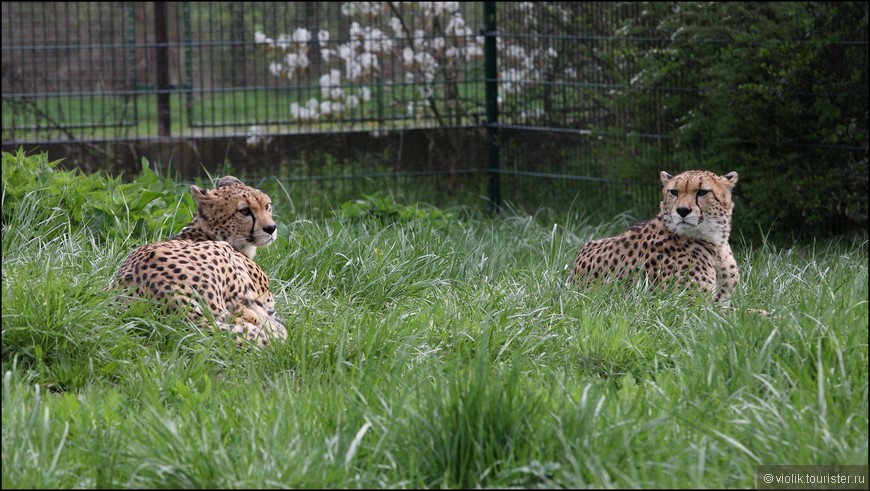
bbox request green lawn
[2,150,868,488]
[2,79,486,143]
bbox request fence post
[154,2,171,137]
[484,1,500,213]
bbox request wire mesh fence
[2,2,486,139]
[2,2,867,236]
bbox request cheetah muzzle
[569,170,739,305]
[114,176,287,348]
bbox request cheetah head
[659,170,738,245]
[189,176,277,259]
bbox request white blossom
[342,2,384,17]
[363,28,392,53]
[292,27,311,43]
[254,31,271,44]
[337,44,353,62]
[402,47,415,66]
[246,125,272,147]
[389,17,404,37]
[359,52,379,72]
[319,69,343,99]
[268,62,283,77]
[412,30,426,51]
[291,102,318,121]
[414,51,438,82]
[464,44,482,61]
[445,16,465,36]
[504,68,522,82]
[349,22,363,40]
[517,2,534,12]
[320,100,333,116]
[506,45,526,60]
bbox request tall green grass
[2,150,867,488]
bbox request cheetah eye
[239,207,253,217]
[668,189,678,197]
[697,189,710,197]
[265,203,272,211]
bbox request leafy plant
[2,148,191,243]
[335,191,453,224]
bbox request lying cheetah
[114,176,287,347]
[569,170,739,304]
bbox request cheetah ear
[190,184,211,205]
[660,171,673,186]
[216,176,244,188]
[720,171,738,188]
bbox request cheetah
[114,176,287,347]
[569,170,739,305]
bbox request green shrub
[2,148,191,242]
[335,191,454,225]
[612,2,868,238]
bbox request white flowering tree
[255,2,487,127]
[251,2,568,184]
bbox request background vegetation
[3,2,866,241]
[3,150,867,488]
[606,1,868,237]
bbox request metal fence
[2,2,867,236]
[1,3,488,136]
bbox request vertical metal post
[154,2,170,137]
[483,1,500,213]
[124,3,137,125]
[182,2,193,128]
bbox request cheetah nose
[263,224,277,235]
[676,207,691,218]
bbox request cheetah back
[117,240,271,316]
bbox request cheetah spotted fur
[569,170,739,304]
[114,176,287,347]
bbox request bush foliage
[614,2,867,236]
[2,148,192,243]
